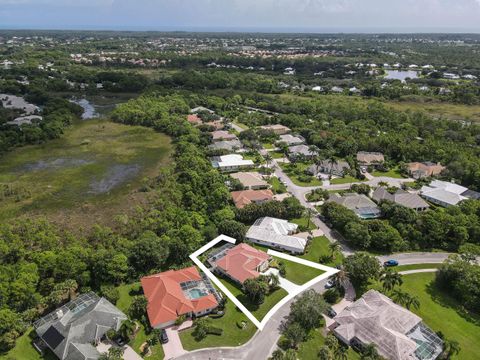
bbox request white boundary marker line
[190,235,339,331]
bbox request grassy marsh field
[0,119,171,230]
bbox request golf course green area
[0,119,171,229]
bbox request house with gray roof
[34,292,127,360]
[246,217,307,254]
[372,187,430,211]
[307,160,351,177]
[332,290,443,360]
[208,139,243,152]
[288,144,316,160]
[328,193,381,219]
[276,134,305,146]
[420,180,480,207]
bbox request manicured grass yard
[395,263,442,272]
[290,217,317,231]
[0,328,57,360]
[219,278,288,321]
[371,166,405,179]
[179,297,256,350]
[232,121,249,130]
[296,328,360,360]
[270,151,285,159]
[300,236,344,267]
[262,142,275,149]
[280,163,322,187]
[269,176,287,194]
[273,256,324,285]
[398,273,480,360]
[330,176,365,185]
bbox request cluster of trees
[243,274,280,304]
[321,198,480,253]
[436,254,480,313]
[0,97,82,154]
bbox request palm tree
[335,346,348,360]
[268,273,280,290]
[62,279,78,301]
[119,319,136,340]
[328,157,338,179]
[328,241,341,260]
[308,145,319,158]
[442,339,461,359]
[381,269,403,293]
[304,208,315,230]
[264,153,273,168]
[362,343,380,359]
[332,267,348,288]
[392,289,420,310]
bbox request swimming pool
[189,288,208,299]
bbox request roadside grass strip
[190,235,339,330]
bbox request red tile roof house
[230,189,274,209]
[187,114,202,126]
[210,243,271,285]
[141,266,219,329]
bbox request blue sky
[1,0,480,32]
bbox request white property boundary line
[190,234,339,330]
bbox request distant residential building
[356,151,385,168]
[260,124,291,135]
[191,106,214,114]
[141,267,219,329]
[211,154,254,172]
[328,193,381,219]
[443,72,460,80]
[332,290,443,360]
[372,187,429,211]
[406,162,445,179]
[288,144,316,159]
[307,160,351,177]
[208,139,243,152]
[277,134,305,146]
[230,172,269,190]
[205,120,225,130]
[211,130,238,142]
[246,217,307,254]
[230,189,274,209]
[420,180,480,207]
[210,243,271,284]
[331,86,344,93]
[34,292,127,360]
[6,115,43,126]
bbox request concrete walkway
[164,326,188,360]
[399,268,439,275]
[262,268,301,294]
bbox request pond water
[70,98,99,120]
[22,158,93,172]
[384,70,419,82]
[89,164,141,194]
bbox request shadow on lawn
[425,280,480,327]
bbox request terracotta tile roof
[187,114,202,125]
[214,243,270,283]
[141,267,218,328]
[230,189,274,209]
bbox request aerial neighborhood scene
[1,1,480,360]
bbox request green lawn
[116,282,142,313]
[291,217,317,231]
[270,151,285,159]
[179,297,256,350]
[296,328,361,360]
[0,328,57,360]
[262,143,275,150]
[300,236,344,267]
[219,278,288,321]
[280,163,322,187]
[232,121,249,130]
[398,273,480,360]
[371,167,405,179]
[273,256,324,285]
[330,176,365,185]
[269,176,287,194]
[395,263,442,272]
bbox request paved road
[377,252,452,265]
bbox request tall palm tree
[442,339,461,359]
[119,319,136,340]
[308,145,319,158]
[362,343,380,359]
[328,241,341,260]
[264,153,273,168]
[335,346,348,360]
[381,269,403,293]
[392,289,420,310]
[328,157,338,179]
[268,273,280,290]
[304,208,314,230]
[332,267,348,288]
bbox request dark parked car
[384,259,399,267]
[325,307,337,318]
[115,337,126,347]
[160,329,169,344]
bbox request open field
[0,120,171,231]
[387,100,480,123]
[273,256,324,285]
[300,236,344,268]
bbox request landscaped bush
[207,326,223,336]
[323,288,341,304]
